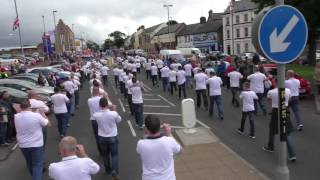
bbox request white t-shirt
[89,78,102,87]
[168,71,177,82]
[113,68,120,76]
[267,88,291,108]
[101,66,109,76]
[285,78,300,97]
[72,79,81,91]
[206,76,223,96]
[130,84,143,104]
[145,62,152,70]
[156,60,164,69]
[184,64,193,76]
[63,80,76,94]
[87,96,102,120]
[15,111,49,148]
[160,67,170,78]
[29,98,49,114]
[240,91,258,112]
[151,66,158,76]
[194,72,208,90]
[137,136,182,180]
[247,72,267,93]
[176,70,186,85]
[51,93,69,114]
[49,156,100,180]
[131,63,137,72]
[228,71,243,88]
[93,110,121,137]
[127,79,133,94]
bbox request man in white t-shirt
[49,136,100,180]
[247,66,267,115]
[101,65,109,86]
[156,59,164,79]
[145,60,152,80]
[285,70,303,131]
[151,63,159,87]
[51,87,70,137]
[237,82,258,139]
[228,69,243,107]
[160,65,170,92]
[113,66,120,88]
[194,69,208,109]
[262,85,296,162]
[137,115,182,180]
[93,98,121,178]
[206,71,223,120]
[130,78,145,129]
[176,66,187,99]
[184,62,193,88]
[168,68,177,96]
[15,100,50,180]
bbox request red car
[262,64,312,96]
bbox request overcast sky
[0,0,230,47]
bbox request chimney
[200,16,206,24]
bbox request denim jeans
[114,76,119,88]
[74,90,80,107]
[102,75,108,86]
[196,89,208,109]
[162,77,169,92]
[170,82,177,95]
[120,82,125,94]
[91,120,102,154]
[186,76,192,88]
[127,94,134,115]
[55,113,69,136]
[67,95,75,115]
[178,83,187,99]
[289,96,302,126]
[209,95,224,118]
[20,146,44,180]
[0,122,7,144]
[151,75,158,86]
[254,93,266,115]
[231,87,240,106]
[239,111,255,136]
[133,103,143,127]
[267,132,296,158]
[99,136,119,174]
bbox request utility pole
[275,0,289,180]
[42,15,50,61]
[13,0,24,58]
[230,0,235,55]
[52,10,57,56]
[163,4,173,49]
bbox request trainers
[297,124,303,131]
[249,135,256,139]
[220,116,224,120]
[237,129,245,135]
[288,156,297,162]
[111,170,119,180]
[262,146,274,153]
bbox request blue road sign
[258,5,308,64]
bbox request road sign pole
[274,0,290,180]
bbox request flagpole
[13,0,24,58]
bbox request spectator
[0,91,16,142]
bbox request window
[227,45,231,55]
[236,15,240,24]
[244,27,249,37]
[226,17,230,25]
[236,44,241,54]
[244,14,248,22]
[227,30,230,39]
[184,36,187,42]
[236,28,240,38]
[244,43,249,52]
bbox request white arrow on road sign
[269,14,299,53]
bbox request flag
[12,16,19,31]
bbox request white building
[222,0,258,55]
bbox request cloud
[0,0,229,47]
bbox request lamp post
[52,10,57,56]
[163,4,173,49]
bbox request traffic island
[174,127,269,180]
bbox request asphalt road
[1,69,320,180]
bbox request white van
[160,50,185,62]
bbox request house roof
[177,20,222,36]
[223,0,258,14]
[144,23,163,34]
[207,13,223,22]
[155,23,185,36]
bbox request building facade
[55,19,75,55]
[139,23,167,54]
[222,0,258,55]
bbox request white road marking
[144,98,161,101]
[144,112,182,116]
[118,98,126,112]
[127,120,137,137]
[11,143,18,151]
[196,120,210,129]
[143,93,154,96]
[143,84,152,91]
[126,105,170,108]
[158,95,176,107]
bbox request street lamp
[163,4,173,49]
[42,15,50,61]
[52,10,57,56]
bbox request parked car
[9,74,50,86]
[0,79,54,95]
[26,67,60,76]
[262,63,312,96]
[241,52,266,62]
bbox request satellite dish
[181,98,197,132]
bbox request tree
[102,38,114,51]
[108,31,126,48]
[251,0,320,65]
[167,20,178,25]
[86,41,100,51]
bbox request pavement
[0,67,320,180]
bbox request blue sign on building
[258,5,308,64]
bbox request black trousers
[231,87,240,107]
[151,75,158,86]
[114,76,119,88]
[196,89,208,108]
[178,83,187,99]
[239,111,254,136]
[170,82,177,95]
[127,94,134,115]
[146,70,151,80]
